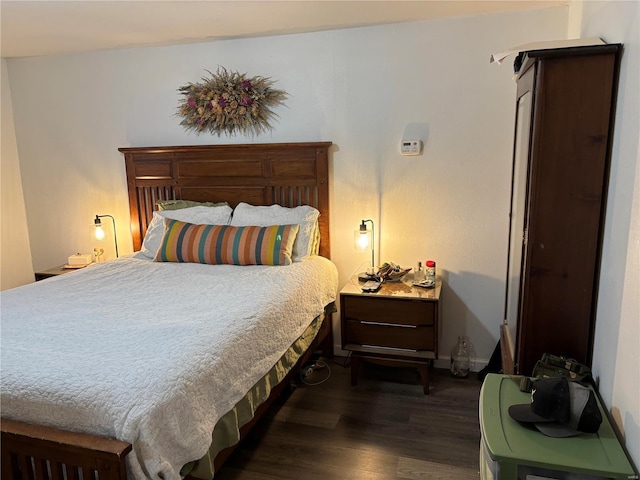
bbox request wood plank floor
[214,358,482,480]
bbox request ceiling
[1,0,567,59]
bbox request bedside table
[340,277,441,394]
[34,265,82,281]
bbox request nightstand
[340,277,441,394]
[34,265,81,281]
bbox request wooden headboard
[119,142,332,258]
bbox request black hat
[508,377,602,437]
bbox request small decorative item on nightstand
[425,260,436,284]
[66,253,92,267]
[415,261,425,282]
[93,248,105,262]
[376,262,411,282]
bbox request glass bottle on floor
[451,336,470,378]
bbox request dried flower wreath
[177,67,287,137]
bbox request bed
[1,141,335,480]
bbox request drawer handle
[361,321,417,328]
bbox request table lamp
[91,214,119,258]
[354,219,376,281]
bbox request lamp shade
[91,214,119,258]
[91,222,108,242]
[354,228,372,251]
[354,219,375,277]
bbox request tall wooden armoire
[501,44,622,375]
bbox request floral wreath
[177,67,287,137]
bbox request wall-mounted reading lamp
[91,214,119,258]
[354,219,375,281]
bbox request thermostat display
[400,139,423,156]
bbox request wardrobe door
[503,67,535,372]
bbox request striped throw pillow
[154,220,299,266]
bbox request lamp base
[357,272,379,282]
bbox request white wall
[1,59,34,290]
[5,7,568,367]
[570,0,640,469]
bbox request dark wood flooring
[214,358,482,480]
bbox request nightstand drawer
[344,319,435,351]
[342,295,434,326]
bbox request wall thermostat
[400,139,423,156]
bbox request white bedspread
[1,255,338,480]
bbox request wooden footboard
[1,418,131,480]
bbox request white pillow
[140,205,233,258]
[230,202,320,262]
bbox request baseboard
[435,356,488,373]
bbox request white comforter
[1,255,338,480]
